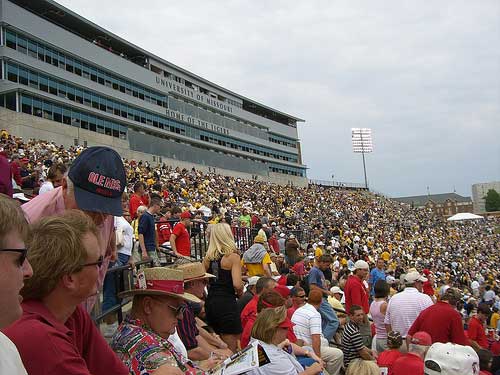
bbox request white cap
[404,271,428,284]
[12,193,30,202]
[386,275,396,284]
[424,343,479,375]
[330,286,344,295]
[318,241,324,246]
[279,233,286,238]
[247,276,260,286]
[354,260,369,270]
[289,234,296,239]
[262,224,268,228]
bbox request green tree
[484,189,500,212]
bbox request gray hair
[409,344,428,357]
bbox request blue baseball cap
[68,147,126,216]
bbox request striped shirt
[384,287,434,337]
[291,304,323,346]
[341,321,364,367]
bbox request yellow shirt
[243,253,272,276]
[490,312,500,329]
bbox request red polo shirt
[241,294,259,329]
[344,275,369,314]
[467,316,488,349]
[2,299,128,375]
[407,301,468,345]
[172,222,191,256]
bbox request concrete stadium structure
[0,0,308,186]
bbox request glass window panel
[27,40,37,58]
[28,71,38,88]
[39,76,49,92]
[6,30,17,49]
[53,105,62,122]
[7,63,18,82]
[33,98,42,117]
[21,95,32,114]
[17,36,27,53]
[42,101,52,120]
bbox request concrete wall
[472,181,500,213]
[0,108,308,187]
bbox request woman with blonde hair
[248,306,323,375]
[345,359,379,375]
[203,223,243,352]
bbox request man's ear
[61,273,77,292]
[61,176,68,192]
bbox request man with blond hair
[0,194,33,374]
[20,146,126,311]
[3,210,128,375]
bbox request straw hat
[176,262,215,282]
[254,234,266,244]
[118,267,200,303]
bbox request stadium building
[0,0,308,186]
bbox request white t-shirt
[0,332,27,375]
[248,339,303,375]
[168,329,188,359]
[114,216,134,256]
[291,303,323,346]
[38,181,54,195]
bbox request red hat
[278,317,294,329]
[21,157,30,163]
[275,284,291,298]
[411,331,432,346]
[423,269,431,276]
[180,211,192,219]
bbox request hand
[277,339,291,350]
[212,348,231,359]
[307,351,323,366]
[306,362,323,374]
[142,251,149,259]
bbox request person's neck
[42,291,79,324]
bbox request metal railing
[308,179,368,190]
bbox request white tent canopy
[447,212,484,221]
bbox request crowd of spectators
[1,130,500,374]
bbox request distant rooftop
[393,193,472,207]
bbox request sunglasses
[0,248,28,267]
[152,298,186,317]
[81,255,104,268]
[295,295,307,299]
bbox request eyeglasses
[152,297,186,317]
[81,255,104,268]
[0,248,28,267]
[295,295,307,299]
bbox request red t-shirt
[344,275,369,314]
[377,349,403,375]
[422,281,434,297]
[291,261,306,277]
[129,194,146,219]
[172,222,191,257]
[407,301,468,346]
[156,218,172,244]
[392,353,423,375]
[2,299,128,375]
[467,316,488,349]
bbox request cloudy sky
[59,0,500,197]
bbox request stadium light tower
[352,128,373,189]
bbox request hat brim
[73,184,123,216]
[185,273,216,281]
[118,289,200,303]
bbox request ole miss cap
[68,147,126,216]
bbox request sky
[58,0,500,197]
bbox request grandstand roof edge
[29,0,305,123]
